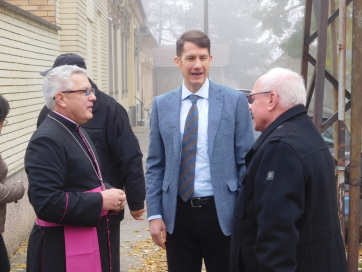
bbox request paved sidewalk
[10,125,152,272]
[119,125,152,271]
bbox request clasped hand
[100,188,126,212]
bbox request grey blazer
[146,81,254,235]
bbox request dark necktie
[179,94,199,202]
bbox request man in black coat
[37,53,146,272]
[230,68,347,272]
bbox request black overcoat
[230,105,347,272]
[25,111,113,272]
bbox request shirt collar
[50,110,80,130]
[181,78,209,100]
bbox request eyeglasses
[53,88,96,99]
[246,91,272,104]
[61,88,96,96]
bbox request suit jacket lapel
[208,82,222,156]
[168,87,182,154]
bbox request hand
[149,218,167,249]
[130,207,146,220]
[100,188,126,212]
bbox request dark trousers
[166,197,230,272]
[0,234,10,272]
[109,219,121,272]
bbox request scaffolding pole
[301,1,357,261]
[336,0,347,242]
[347,0,362,270]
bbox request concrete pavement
[9,125,152,272]
[118,125,152,271]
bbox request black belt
[178,196,214,208]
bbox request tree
[142,0,270,88]
[143,0,194,44]
[141,0,310,87]
[252,0,305,60]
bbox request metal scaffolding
[301,0,361,271]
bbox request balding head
[249,68,306,132]
[256,68,306,109]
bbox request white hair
[43,65,87,109]
[258,67,306,108]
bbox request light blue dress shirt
[148,79,213,221]
[180,79,213,197]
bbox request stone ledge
[0,0,60,30]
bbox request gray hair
[43,65,87,109]
[258,67,306,108]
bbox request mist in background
[141,0,306,89]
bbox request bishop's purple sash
[36,186,108,272]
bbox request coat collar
[251,104,307,152]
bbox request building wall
[88,0,108,91]
[0,0,110,257]
[140,30,157,122]
[111,22,125,105]
[0,0,110,176]
[115,25,123,103]
[0,1,60,175]
[4,0,56,23]
[140,54,153,121]
[58,0,108,91]
[0,0,155,255]
[127,20,136,126]
[107,0,148,122]
[0,0,60,255]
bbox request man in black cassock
[25,65,126,272]
[37,54,146,272]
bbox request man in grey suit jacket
[146,30,254,272]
